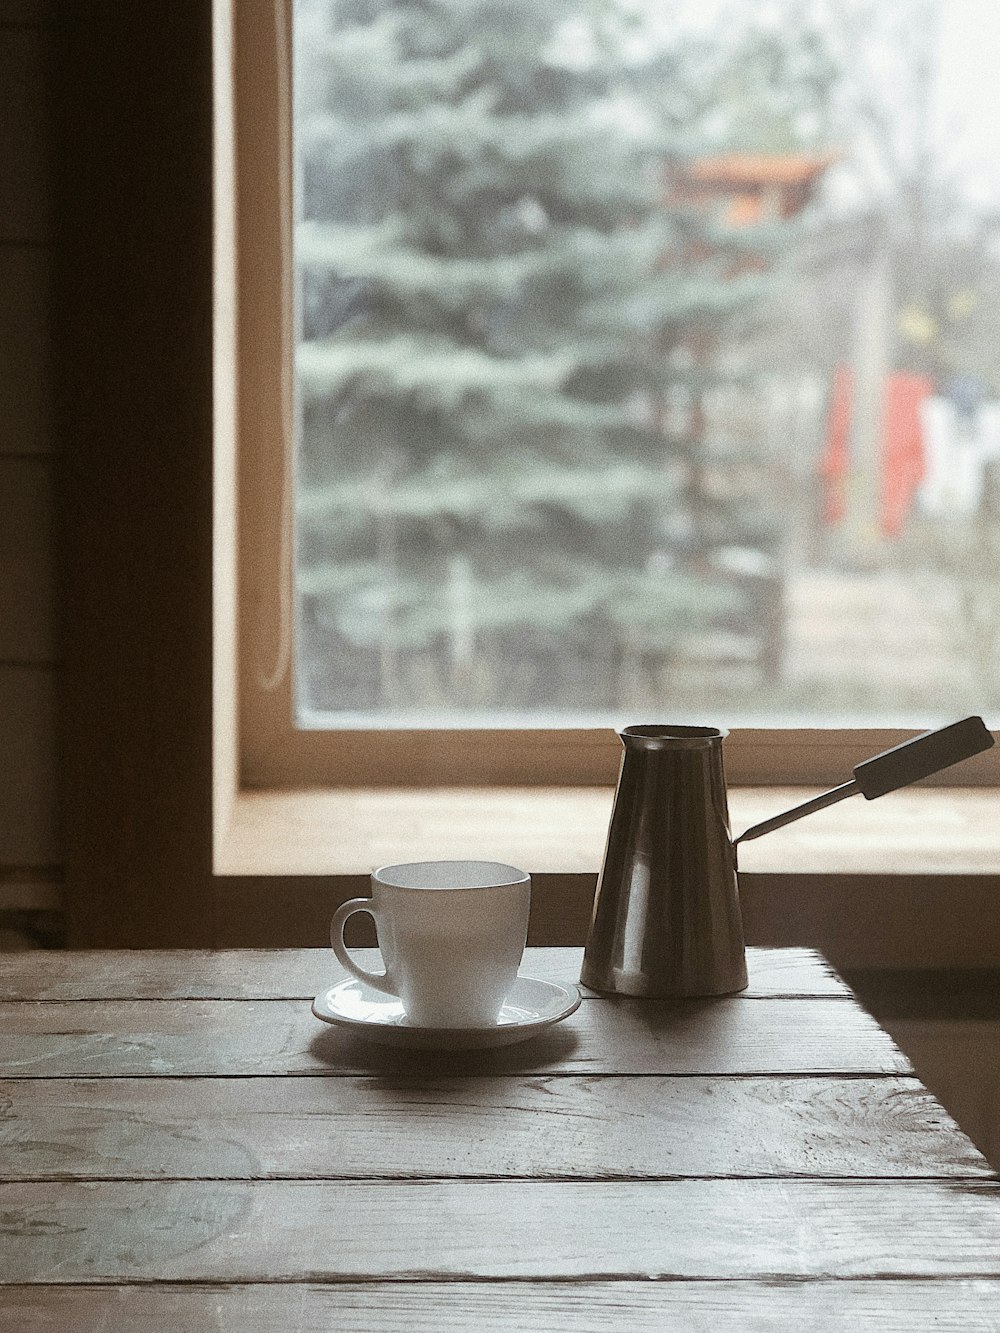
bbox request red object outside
[821,366,932,536]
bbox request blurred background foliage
[294,0,1000,723]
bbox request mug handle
[330,898,397,996]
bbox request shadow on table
[307,1024,580,1075]
[845,966,1000,1172]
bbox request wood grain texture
[1,1075,985,1181]
[0,947,994,1324]
[5,1280,1000,1333]
[3,1178,1000,1283]
[874,1018,1000,1167]
[0,997,909,1078]
[0,946,850,1001]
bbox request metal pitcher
[580,725,746,998]
[581,717,994,998]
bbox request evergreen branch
[298,457,682,528]
[296,216,675,300]
[297,334,580,414]
[299,99,664,189]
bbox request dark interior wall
[1,1,59,949]
[55,3,217,945]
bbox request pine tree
[294,0,768,717]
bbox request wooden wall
[0,0,60,947]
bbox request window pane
[294,0,1000,726]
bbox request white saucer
[311,974,581,1050]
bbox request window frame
[222,0,999,802]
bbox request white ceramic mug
[330,860,531,1027]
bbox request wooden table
[2,946,1000,1329]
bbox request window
[291,0,1000,736]
[222,0,999,806]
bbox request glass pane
[294,0,1000,727]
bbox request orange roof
[688,151,839,187]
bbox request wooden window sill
[216,785,1000,878]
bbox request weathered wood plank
[2,1075,982,1181]
[0,946,849,1001]
[4,1281,1000,1333]
[871,1018,1000,1168]
[0,997,908,1078]
[3,1179,1000,1283]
